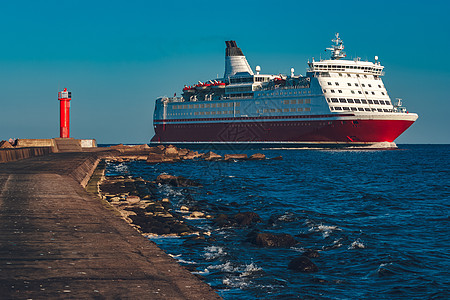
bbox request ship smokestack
[224,40,253,79]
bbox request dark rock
[253,232,298,248]
[201,151,222,161]
[156,174,202,187]
[212,214,230,227]
[288,256,318,272]
[271,156,283,160]
[302,249,320,258]
[249,153,266,160]
[224,154,248,161]
[233,212,262,226]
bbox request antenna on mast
[325,33,346,60]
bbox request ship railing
[160,96,184,103]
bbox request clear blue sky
[1,0,449,144]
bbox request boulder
[302,249,320,258]
[156,174,202,187]
[189,211,206,218]
[0,141,14,148]
[164,145,180,158]
[213,214,230,227]
[233,212,262,226]
[148,146,164,154]
[253,232,297,248]
[127,195,141,205]
[288,256,318,272]
[224,154,248,161]
[249,153,266,160]
[201,151,222,161]
[146,153,165,163]
[183,150,202,160]
[271,156,283,160]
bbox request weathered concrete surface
[0,152,221,299]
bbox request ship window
[205,111,210,115]
[381,92,385,95]
[374,100,380,104]
[298,99,304,104]
[351,90,355,94]
[379,100,385,105]
[211,103,216,108]
[200,104,205,108]
[368,84,372,87]
[305,107,311,112]
[371,92,375,95]
[236,102,240,107]
[331,98,338,103]
[305,99,311,104]
[378,85,382,88]
[351,107,357,111]
[383,109,389,112]
[298,108,303,112]
[355,83,359,86]
[356,74,360,77]
[361,99,367,104]
[358,107,364,111]
[284,100,289,104]
[347,74,351,77]
[236,110,240,114]
[347,83,351,86]
[335,82,339,86]
[263,109,268,113]
[327,82,332,85]
[377,109,383,112]
[368,100,374,104]
[364,75,367,78]
[339,98,346,103]
[330,107,334,111]
[361,84,365,87]
[290,108,296,112]
[331,90,335,93]
[386,100,391,105]
[339,73,342,77]
[365,108,371,111]
[189,104,193,108]
[343,107,350,111]
[354,99,361,103]
[270,109,276,112]
[211,111,216,115]
[347,99,354,103]
[291,100,297,104]
[277,109,282,112]
[365,91,369,94]
[326,98,331,103]
[335,107,342,110]
[283,108,289,112]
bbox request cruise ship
[150,34,418,148]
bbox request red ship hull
[151,118,415,145]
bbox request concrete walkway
[0,152,221,299]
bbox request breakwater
[0,148,221,299]
[0,147,52,163]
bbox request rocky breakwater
[99,174,207,236]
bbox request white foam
[349,239,366,249]
[203,246,227,260]
[208,261,237,272]
[240,263,262,277]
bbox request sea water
[105,144,449,299]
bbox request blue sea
[105,144,449,299]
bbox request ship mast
[326,33,346,60]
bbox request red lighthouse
[58,88,72,138]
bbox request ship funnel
[224,40,254,79]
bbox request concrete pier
[0,152,221,299]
